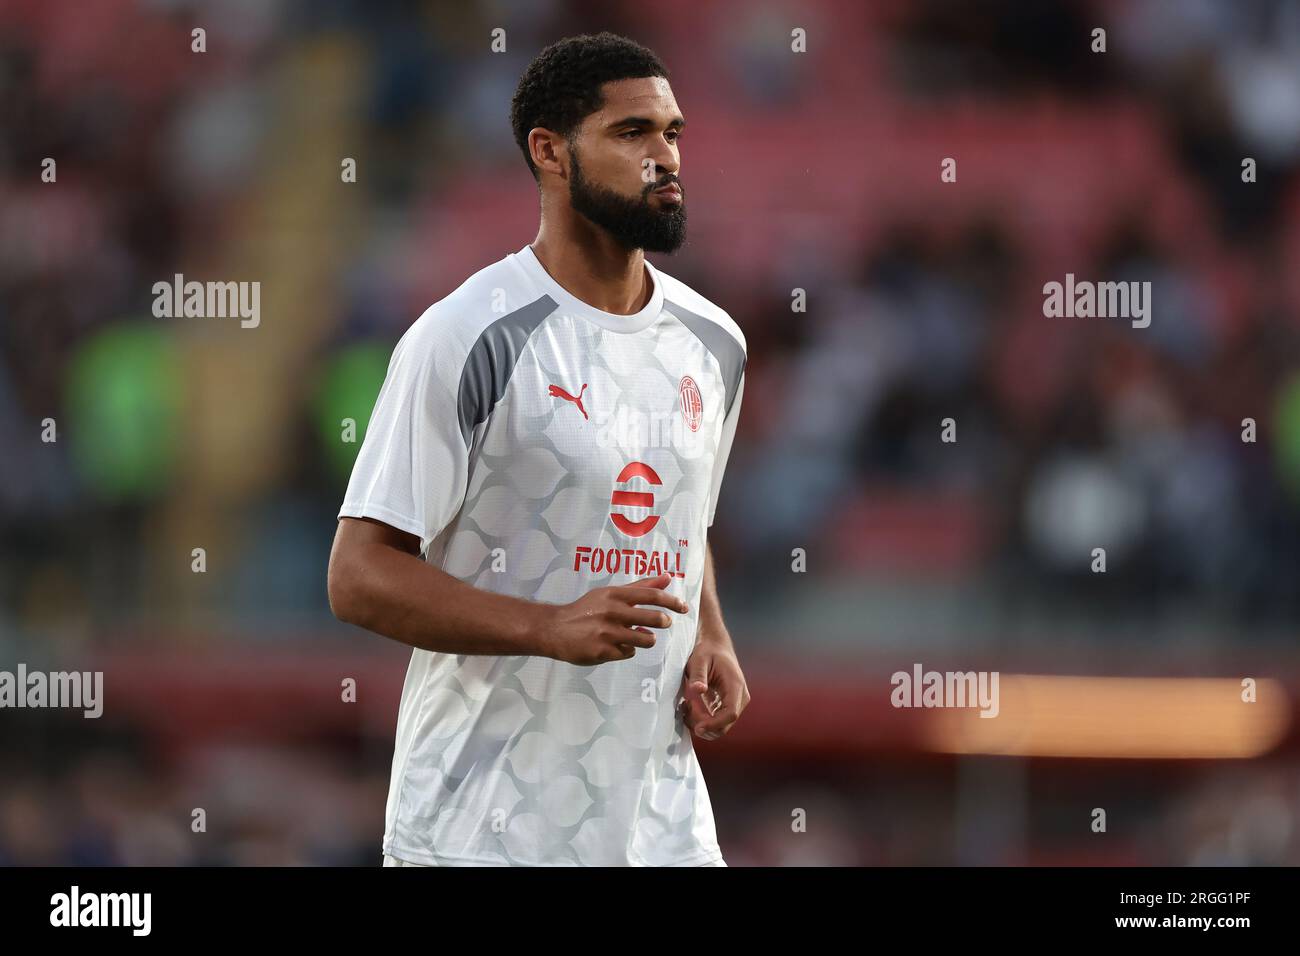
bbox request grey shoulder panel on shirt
[663,299,746,417]
[457,294,558,446]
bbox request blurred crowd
[3,0,1300,865]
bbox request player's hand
[540,574,688,666]
[677,640,749,741]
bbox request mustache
[643,175,682,198]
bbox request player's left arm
[678,542,751,740]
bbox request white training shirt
[339,243,746,866]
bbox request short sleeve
[337,320,471,552]
[706,370,745,528]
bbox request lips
[653,183,682,203]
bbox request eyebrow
[607,115,686,130]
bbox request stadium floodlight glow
[921,675,1290,759]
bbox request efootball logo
[609,461,661,537]
[572,460,685,579]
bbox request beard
[568,148,687,254]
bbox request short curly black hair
[510,32,669,182]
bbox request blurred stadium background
[4,0,1300,865]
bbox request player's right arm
[327,517,686,664]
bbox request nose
[647,134,679,178]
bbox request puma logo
[548,383,588,420]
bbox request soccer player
[327,32,749,867]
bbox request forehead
[591,76,680,121]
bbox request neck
[530,204,651,314]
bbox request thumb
[685,652,709,691]
[678,654,712,722]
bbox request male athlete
[328,32,749,867]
